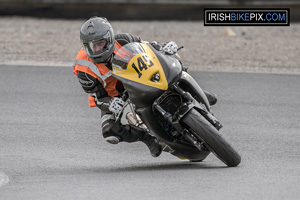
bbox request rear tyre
[182,109,241,167]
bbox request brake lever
[177,46,184,51]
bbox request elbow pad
[77,71,108,99]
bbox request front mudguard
[175,71,222,130]
[177,71,211,112]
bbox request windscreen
[112,42,145,70]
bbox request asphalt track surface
[1,65,300,200]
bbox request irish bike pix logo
[204,8,290,26]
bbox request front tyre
[182,109,241,167]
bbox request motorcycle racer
[73,16,217,158]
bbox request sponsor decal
[78,77,93,86]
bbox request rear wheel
[182,109,241,167]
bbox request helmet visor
[82,31,112,58]
[89,39,107,54]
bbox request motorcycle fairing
[112,75,166,108]
[112,43,168,90]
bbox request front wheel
[181,109,241,167]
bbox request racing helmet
[80,17,115,63]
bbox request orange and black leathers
[74,33,142,111]
[73,33,153,143]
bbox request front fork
[153,83,222,151]
[154,83,222,131]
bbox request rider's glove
[162,41,178,55]
[108,97,125,115]
[150,41,162,51]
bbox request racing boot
[103,120,162,157]
[130,125,163,157]
[105,136,121,144]
[204,91,218,106]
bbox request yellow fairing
[112,43,168,90]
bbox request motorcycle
[111,42,241,167]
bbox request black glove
[150,41,162,51]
